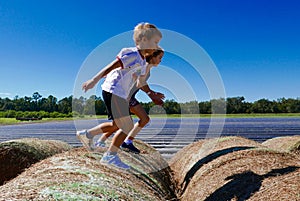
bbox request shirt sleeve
[140,64,147,75]
[117,49,137,69]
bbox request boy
[95,49,165,154]
[77,22,162,170]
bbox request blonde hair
[133,22,162,45]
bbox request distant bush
[2,110,17,118]
[0,110,71,119]
[38,111,50,118]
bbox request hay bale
[0,140,177,201]
[169,136,300,201]
[0,138,72,185]
[169,136,262,196]
[262,135,300,153]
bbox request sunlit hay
[248,167,300,201]
[169,136,300,201]
[0,140,177,201]
[182,149,300,201]
[0,138,72,185]
[291,141,300,153]
[262,135,300,153]
[169,136,262,197]
[122,139,177,199]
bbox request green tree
[58,96,72,114]
[72,96,85,115]
[251,99,274,113]
[199,101,211,114]
[164,99,180,114]
[32,92,42,111]
[226,96,248,114]
[211,98,226,114]
[44,95,58,112]
[83,96,96,115]
[279,98,300,113]
[181,101,199,114]
[95,96,106,115]
[3,97,15,111]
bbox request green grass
[148,113,300,118]
[220,113,300,118]
[1,113,299,126]
[0,118,21,125]
[0,118,67,125]
[0,116,108,125]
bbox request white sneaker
[100,153,130,170]
[95,140,106,148]
[76,130,94,151]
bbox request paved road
[1,118,300,159]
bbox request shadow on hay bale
[169,136,300,201]
[0,140,177,201]
[0,138,72,185]
[205,165,299,201]
[262,135,300,153]
[169,136,262,194]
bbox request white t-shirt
[101,47,147,99]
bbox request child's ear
[141,36,148,42]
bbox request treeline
[0,92,300,118]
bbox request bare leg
[95,130,117,147]
[87,121,118,137]
[98,128,118,142]
[126,104,150,140]
[98,132,112,142]
[108,116,134,152]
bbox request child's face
[150,52,164,66]
[139,35,161,54]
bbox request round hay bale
[169,136,262,196]
[0,140,177,201]
[169,136,300,201]
[262,135,300,153]
[0,138,72,185]
[181,149,300,201]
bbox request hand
[149,91,165,106]
[82,79,96,92]
[152,97,164,106]
[154,92,165,100]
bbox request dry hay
[262,135,300,153]
[169,136,262,195]
[0,138,72,185]
[169,136,300,201]
[0,140,177,201]
[3,136,298,201]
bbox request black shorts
[129,97,140,107]
[102,90,130,120]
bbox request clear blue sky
[1,0,299,102]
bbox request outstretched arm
[82,59,121,92]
